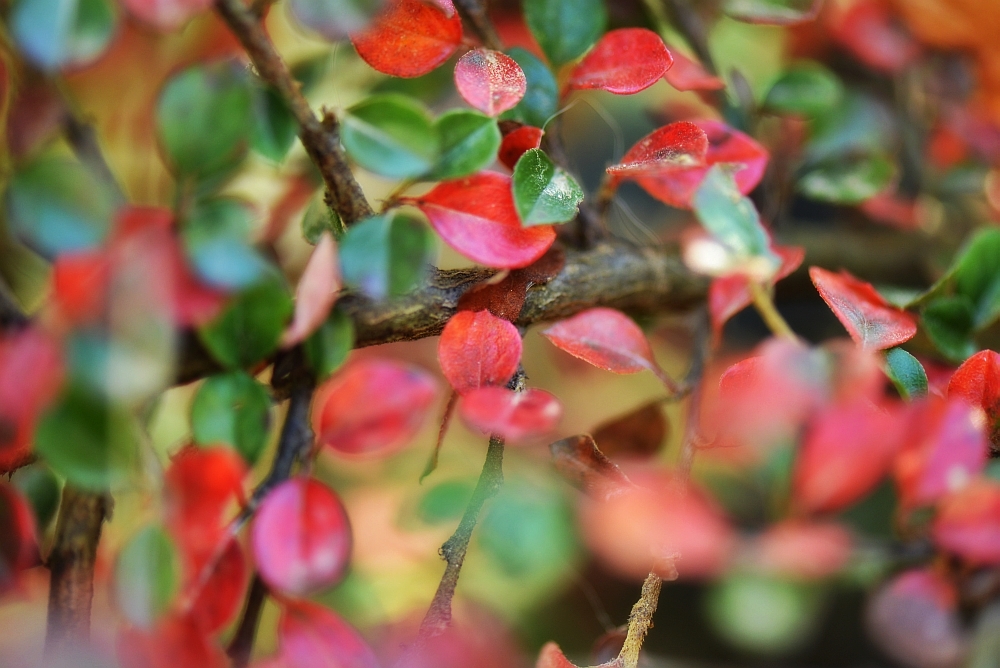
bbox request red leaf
[809,266,917,350]
[438,309,522,394]
[454,49,526,116]
[405,171,556,269]
[118,614,228,668]
[251,478,351,597]
[0,328,64,472]
[164,446,247,568]
[894,397,988,509]
[316,358,439,456]
[498,125,543,170]
[793,399,904,513]
[948,349,1000,449]
[581,469,734,580]
[709,245,804,345]
[0,482,37,593]
[120,0,212,30]
[278,600,379,668]
[866,569,965,668]
[549,434,634,501]
[933,480,1000,565]
[606,121,708,183]
[536,643,580,668]
[750,520,852,580]
[351,0,463,78]
[828,0,920,74]
[458,387,562,442]
[282,232,342,347]
[860,192,923,230]
[541,307,677,391]
[52,250,112,326]
[185,538,247,633]
[627,119,769,209]
[568,28,673,95]
[663,49,725,92]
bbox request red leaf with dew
[454,49,526,116]
[458,387,562,442]
[541,307,678,391]
[351,0,463,78]
[118,614,228,668]
[933,480,1000,565]
[568,28,673,95]
[606,121,708,184]
[948,349,1000,450]
[406,171,556,268]
[498,125,543,170]
[663,49,725,92]
[316,358,438,456]
[793,398,905,513]
[185,538,247,633]
[251,478,351,597]
[438,309,522,395]
[278,600,380,668]
[894,397,988,509]
[809,266,917,350]
[282,232,341,347]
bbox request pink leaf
[0,327,63,473]
[498,125,543,170]
[541,307,677,391]
[438,310,522,395]
[454,49,527,116]
[828,0,920,74]
[933,480,1000,565]
[809,266,917,350]
[663,49,725,91]
[458,387,562,442]
[282,232,342,347]
[121,0,213,31]
[278,600,380,668]
[351,0,464,78]
[251,478,351,597]
[405,171,556,269]
[750,520,852,580]
[316,358,439,456]
[568,28,673,95]
[948,349,1000,449]
[894,397,988,509]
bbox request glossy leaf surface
[498,125,544,170]
[432,110,502,180]
[454,49,526,117]
[810,267,917,350]
[341,94,437,179]
[500,48,558,128]
[568,28,673,95]
[884,348,928,400]
[524,0,606,67]
[438,310,521,395]
[351,0,463,78]
[512,149,584,226]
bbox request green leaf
[34,386,139,491]
[301,196,343,245]
[417,479,473,525]
[250,56,329,162]
[806,92,895,164]
[883,348,928,400]
[182,197,271,290]
[191,371,272,465]
[5,154,118,258]
[341,94,437,179]
[199,275,294,369]
[156,61,254,181]
[339,212,435,299]
[304,307,355,379]
[11,464,61,532]
[288,0,382,41]
[524,0,606,67]
[430,110,501,180]
[511,149,584,226]
[10,0,116,71]
[953,229,1000,329]
[798,154,896,205]
[764,62,843,116]
[501,48,559,127]
[114,526,179,629]
[693,164,778,266]
[922,295,976,363]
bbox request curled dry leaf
[282,232,341,347]
[251,478,352,597]
[277,600,380,668]
[405,171,556,269]
[437,309,522,395]
[459,386,562,442]
[809,266,917,350]
[456,245,566,321]
[591,401,668,459]
[948,349,1000,451]
[568,28,673,95]
[351,0,463,78]
[548,434,634,501]
[316,358,439,456]
[454,49,527,117]
[541,307,679,393]
[933,480,1000,565]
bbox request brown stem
[616,571,663,668]
[214,0,374,224]
[45,486,109,656]
[226,576,268,668]
[453,0,503,50]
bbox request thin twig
[45,486,109,656]
[214,0,374,224]
[453,0,503,50]
[60,102,126,205]
[226,576,268,668]
[748,281,796,340]
[616,571,663,668]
